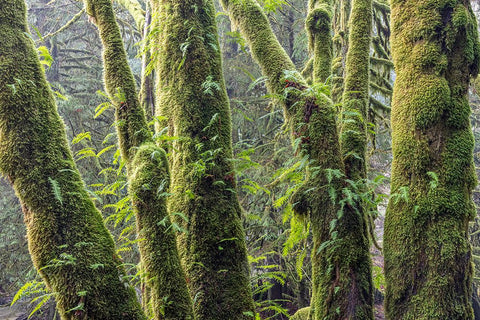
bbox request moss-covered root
[129,144,194,320]
[151,0,255,319]
[384,0,480,319]
[84,0,151,165]
[0,1,145,319]
[306,0,333,83]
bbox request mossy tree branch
[306,0,333,83]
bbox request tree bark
[0,1,145,318]
[150,0,255,319]
[384,0,480,318]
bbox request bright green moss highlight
[0,1,145,319]
[384,0,480,318]
[151,0,255,319]
[220,0,373,318]
[85,0,150,165]
[84,1,194,318]
[306,0,333,83]
[291,307,311,320]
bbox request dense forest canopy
[1,0,480,319]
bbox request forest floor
[0,305,24,320]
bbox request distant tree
[384,0,480,318]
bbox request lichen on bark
[384,0,480,318]
[0,1,145,318]
[150,0,255,319]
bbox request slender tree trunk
[0,1,145,319]
[331,0,351,104]
[384,0,480,318]
[150,0,255,319]
[84,1,194,319]
[306,0,333,84]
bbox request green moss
[306,1,333,83]
[0,1,146,319]
[151,0,255,319]
[85,0,151,165]
[84,1,194,318]
[220,0,373,318]
[291,307,310,320]
[385,0,479,318]
[129,144,193,320]
[331,0,351,105]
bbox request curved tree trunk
[384,0,480,318]
[0,1,145,319]
[219,0,373,318]
[83,1,194,318]
[150,0,255,319]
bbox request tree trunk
[384,0,480,318]
[83,1,194,318]
[219,0,373,318]
[0,1,145,319]
[150,0,255,319]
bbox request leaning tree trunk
[150,0,255,319]
[0,1,145,319]
[384,0,480,318]
[83,1,193,319]
[220,0,373,318]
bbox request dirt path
[0,305,24,320]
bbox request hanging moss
[220,0,373,318]
[84,1,194,319]
[384,0,480,319]
[150,0,255,319]
[0,1,145,319]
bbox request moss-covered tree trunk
[331,0,351,104]
[0,1,146,319]
[336,0,374,317]
[220,0,373,318]
[150,0,255,319]
[384,0,480,318]
[83,1,193,319]
[306,0,333,83]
